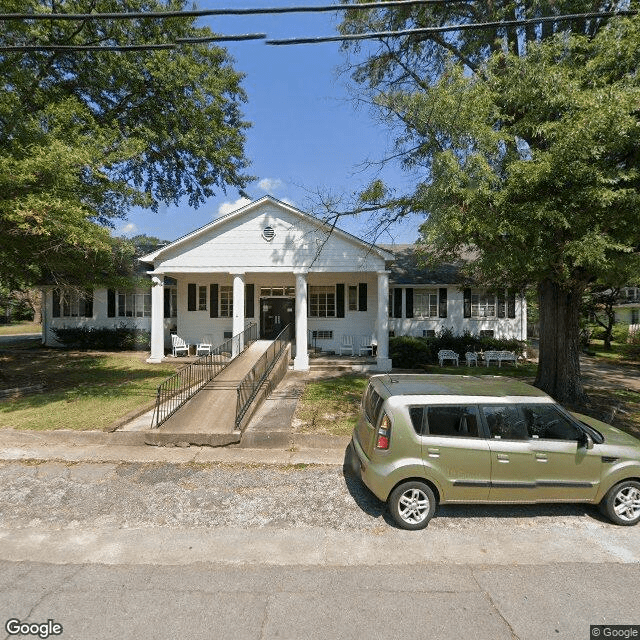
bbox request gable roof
[140,195,395,265]
[383,244,474,285]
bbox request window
[482,405,527,440]
[414,289,438,318]
[424,406,481,437]
[632,309,640,324]
[311,330,333,340]
[54,289,93,318]
[220,286,233,317]
[348,285,358,311]
[165,287,177,318]
[521,405,581,441]
[471,292,496,318]
[363,386,384,426]
[309,286,335,317]
[260,286,295,297]
[118,291,151,318]
[198,285,207,311]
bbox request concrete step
[144,430,241,447]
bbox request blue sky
[120,0,423,245]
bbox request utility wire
[267,9,638,44]
[0,1,472,22]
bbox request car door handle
[535,453,548,462]
[427,447,440,458]
[496,454,509,463]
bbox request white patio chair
[359,335,374,357]
[339,335,354,356]
[465,352,478,367]
[438,349,459,366]
[171,334,189,357]
[196,336,213,356]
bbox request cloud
[217,197,251,217]
[257,178,283,192]
[118,223,138,236]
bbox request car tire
[388,481,436,530]
[600,480,640,526]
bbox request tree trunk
[534,278,588,405]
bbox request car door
[419,404,491,502]
[521,403,601,501]
[483,404,537,502]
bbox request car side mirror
[581,433,594,450]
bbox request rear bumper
[350,435,389,502]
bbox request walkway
[139,340,273,446]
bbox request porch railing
[151,323,257,429]
[235,324,292,429]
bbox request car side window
[363,386,384,427]
[520,404,582,441]
[482,405,527,440]
[425,406,480,438]
[409,407,424,434]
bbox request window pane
[521,405,581,441]
[348,285,358,311]
[426,406,480,437]
[483,405,527,440]
[198,286,207,311]
[409,407,424,434]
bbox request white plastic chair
[339,335,354,356]
[359,335,374,356]
[465,352,478,367]
[196,336,212,356]
[171,334,189,357]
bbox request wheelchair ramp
[145,340,274,447]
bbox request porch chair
[359,335,374,357]
[171,334,190,357]
[196,336,213,356]
[339,335,355,356]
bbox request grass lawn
[0,322,41,336]
[586,339,640,364]
[0,346,180,431]
[293,363,640,439]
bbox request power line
[0,1,471,22]
[267,9,638,44]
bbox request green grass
[0,322,41,336]
[0,349,179,431]
[586,340,640,364]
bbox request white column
[376,271,392,371]
[294,272,309,371]
[232,273,245,356]
[147,275,165,363]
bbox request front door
[260,297,295,339]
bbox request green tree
[0,0,251,289]
[338,5,640,403]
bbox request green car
[349,374,640,530]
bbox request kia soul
[349,374,640,530]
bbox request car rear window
[363,385,384,427]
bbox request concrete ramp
[145,341,274,447]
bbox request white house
[41,196,527,369]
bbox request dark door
[260,297,295,339]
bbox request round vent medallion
[262,226,276,242]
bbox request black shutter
[336,283,345,318]
[84,290,93,318]
[497,290,506,318]
[245,284,254,318]
[438,288,448,318]
[405,288,414,319]
[52,289,61,318]
[164,287,170,318]
[107,289,116,318]
[463,288,472,318]
[507,291,516,318]
[209,284,218,318]
[188,283,196,311]
[393,288,402,318]
[358,283,367,312]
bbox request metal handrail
[235,324,292,429]
[151,323,257,429]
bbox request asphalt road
[0,459,639,640]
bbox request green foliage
[389,332,526,369]
[0,0,251,289]
[52,325,150,351]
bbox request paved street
[0,459,639,639]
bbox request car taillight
[376,413,391,450]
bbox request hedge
[52,325,151,351]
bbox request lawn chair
[171,334,189,357]
[465,352,478,367]
[196,336,212,356]
[438,349,459,366]
[339,335,355,356]
[359,335,374,357]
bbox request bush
[389,330,527,369]
[52,325,151,351]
